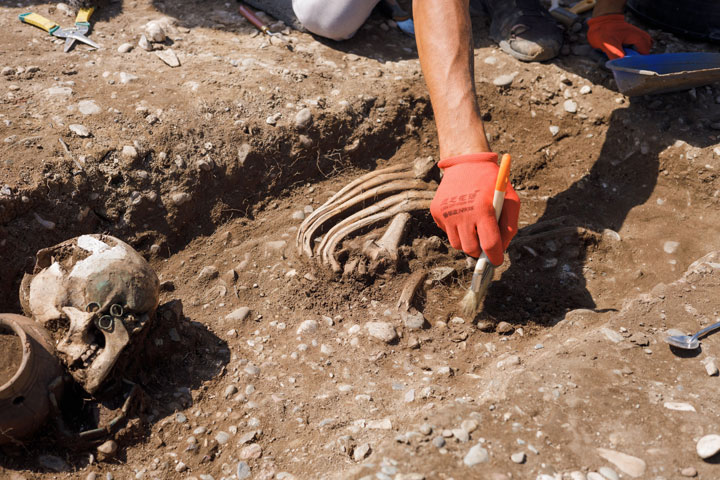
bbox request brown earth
[0,332,23,386]
[1,0,720,479]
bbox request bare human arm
[413,0,489,160]
[413,0,519,265]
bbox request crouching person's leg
[293,0,381,41]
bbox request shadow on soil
[486,96,717,325]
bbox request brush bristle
[460,289,479,317]
[459,265,495,317]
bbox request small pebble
[598,466,619,480]
[510,452,526,464]
[680,466,698,477]
[463,444,489,466]
[366,322,398,343]
[697,434,720,459]
[432,436,446,448]
[563,100,578,113]
[493,74,516,87]
[118,42,133,53]
[69,124,90,137]
[294,108,313,129]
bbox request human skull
[19,235,159,394]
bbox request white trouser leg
[293,0,381,41]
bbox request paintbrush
[459,153,512,317]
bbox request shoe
[474,0,564,62]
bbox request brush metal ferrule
[470,262,495,292]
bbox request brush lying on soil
[460,153,512,317]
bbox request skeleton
[296,157,438,275]
[19,234,159,395]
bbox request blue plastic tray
[606,50,720,96]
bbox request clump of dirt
[0,331,22,386]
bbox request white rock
[493,73,516,87]
[597,448,647,477]
[117,42,133,53]
[601,327,623,343]
[580,85,592,94]
[365,322,398,343]
[664,241,680,254]
[367,418,392,430]
[511,452,526,464]
[663,402,696,412]
[170,192,191,206]
[69,124,90,137]
[587,473,605,480]
[294,108,312,129]
[121,145,138,160]
[598,467,619,480]
[696,434,720,459]
[155,49,180,67]
[119,72,139,84]
[549,125,560,136]
[237,462,251,480]
[463,444,489,466]
[78,99,101,115]
[353,443,371,461]
[225,307,250,322]
[569,472,587,480]
[703,357,719,376]
[563,99,578,113]
[297,319,319,335]
[46,86,73,97]
[145,21,167,42]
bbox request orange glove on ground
[587,14,652,59]
[430,153,520,266]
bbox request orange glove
[430,153,520,266]
[587,14,652,59]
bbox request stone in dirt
[97,440,118,459]
[237,462,251,479]
[598,466,619,480]
[225,307,250,323]
[121,145,138,160]
[402,311,426,330]
[294,108,312,130]
[696,434,720,459]
[353,443,371,461]
[78,100,101,115]
[118,42,133,53]
[69,124,90,137]
[493,73,516,87]
[703,357,719,376]
[463,444,489,466]
[367,418,392,430]
[297,319,318,335]
[564,99,578,113]
[156,49,181,67]
[680,466,697,477]
[596,448,646,477]
[240,443,262,459]
[366,322,398,343]
[510,452,526,464]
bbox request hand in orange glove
[430,153,520,266]
[587,14,652,59]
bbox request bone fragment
[397,270,428,312]
[364,212,411,261]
